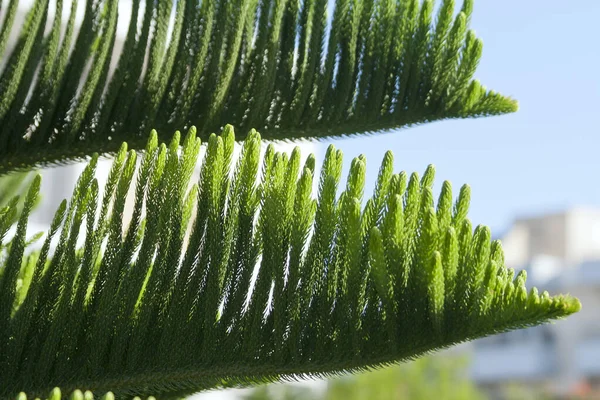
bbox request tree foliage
[0,126,579,399]
[0,0,581,398]
[0,0,517,174]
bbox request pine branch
[0,0,517,175]
[0,126,579,399]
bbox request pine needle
[0,0,518,175]
[0,126,579,399]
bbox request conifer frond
[0,126,579,399]
[0,0,517,174]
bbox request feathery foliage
[0,126,579,399]
[0,0,517,174]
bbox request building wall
[566,208,600,265]
[469,208,600,397]
[501,212,567,269]
[501,209,600,270]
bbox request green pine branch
[0,126,579,400]
[0,0,517,175]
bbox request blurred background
[3,0,599,399]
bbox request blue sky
[323,0,600,233]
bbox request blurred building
[466,208,600,398]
